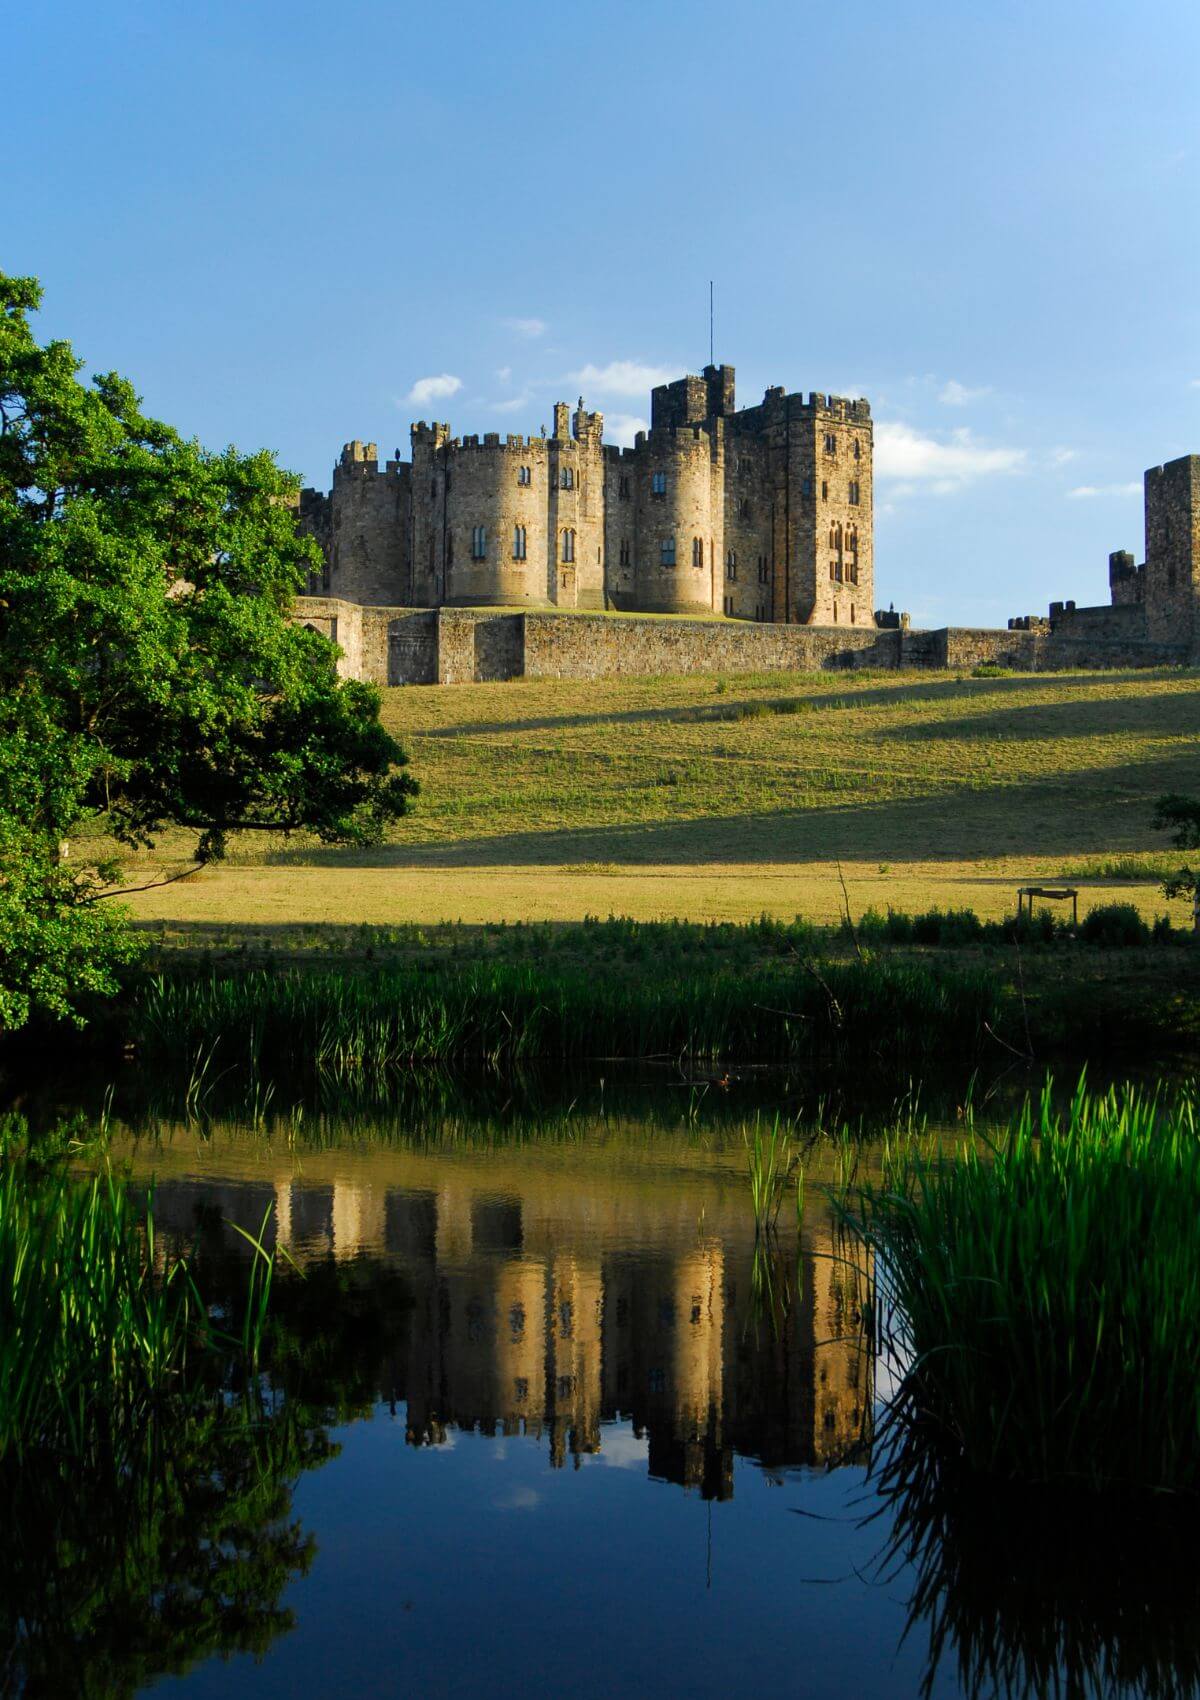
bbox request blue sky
[9,0,1198,626]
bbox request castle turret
[1143,455,1200,649]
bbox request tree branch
[81,861,205,905]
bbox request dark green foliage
[0,271,417,1031]
[131,953,1004,1083]
[849,1079,1200,1494]
[1078,901,1151,947]
[0,1152,326,1689]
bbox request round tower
[443,434,550,607]
[634,425,720,614]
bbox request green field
[119,666,1200,936]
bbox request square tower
[1144,456,1200,648]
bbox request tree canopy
[0,271,416,1029]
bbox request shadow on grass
[254,741,1200,869]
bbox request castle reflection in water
[155,1161,873,1499]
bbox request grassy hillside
[118,666,1200,935]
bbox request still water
[34,1087,1200,1699]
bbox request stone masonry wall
[293,599,1188,687]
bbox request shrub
[1079,901,1151,948]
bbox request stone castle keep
[300,365,874,625]
[293,364,1199,683]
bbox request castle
[1010,453,1200,652]
[294,363,1199,683]
[299,364,876,626]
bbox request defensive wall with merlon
[294,600,1190,687]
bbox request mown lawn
[117,666,1200,932]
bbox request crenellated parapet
[297,360,875,624]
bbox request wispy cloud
[569,360,677,398]
[490,392,532,414]
[504,317,547,339]
[939,379,992,407]
[602,412,648,448]
[495,365,512,384]
[1067,482,1142,499]
[874,422,1026,488]
[404,373,462,407]
[1049,446,1078,465]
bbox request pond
[12,1079,1200,1699]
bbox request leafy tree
[0,272,417,1029]
[1153,793,1200,932]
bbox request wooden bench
[1016,886,1079,926]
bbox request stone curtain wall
[295,599,1189,686]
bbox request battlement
[334,440,407,483]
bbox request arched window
[692,537,704,568]
[512,524,527,561]
[560,466,575,490]
[561,528,575,563]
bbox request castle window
[740,498,751,519]
[849,481,861,505]
[801,476,813,498]
[517,465,532,486]
[851,604,856,623]
[560,466,574,490]
[514,1377,528,1403]
[619,475,630,498]
[723,595,733,615]
[692,537,704,568]
[661,536,676,567]
[854,438,862,460]
[652,471,667,496]
[833,601,839,623]
[471,526,487,559]
[513,524,527,560]
[726,549,737,580]
[619,538,631,567]
[561,528,575,563]
[821,480,829,501]
[824,432,837,456]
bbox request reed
[130,952,1003,1087]
[849,1077,1200,1494]
[0,1162,279,1464]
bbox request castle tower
[298,361,875,627]
[1143,455,1200,649]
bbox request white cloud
[939,379,992,407]
[495,365,512,384]
[602,412,648,448]
[490,392,532,414]
[569,360,677,398]
[1066,482,1142,499]
[504,317,547,339]
[1049,446,1078,465]
[404,373,462,407]
[874,421,1026,488]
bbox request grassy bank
[94,666,1198,929]
[852,1079,1200,1495]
